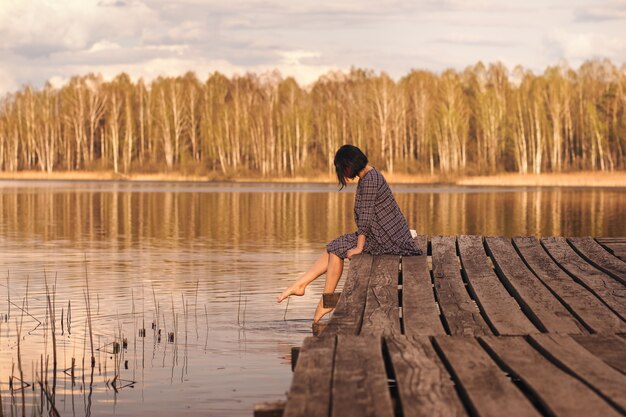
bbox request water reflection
[0,181,624,416]
[0,183,624,248]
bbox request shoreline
[0,170,625,188]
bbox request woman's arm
[355,176,378,237]
[346,234,365,259]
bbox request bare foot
[313,300,334,323]
[276,284,306,303]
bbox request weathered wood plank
[571,334,626,374]
[413,235,428,255]
[513,236,626,334]
[541,237,626,321]
[434,336,541,417]
[600,243,626,250]
[255,401,286,417]
[528,334,626,413]
[485,236,585,334]
[290,347,300,371]
[598,240,626,261]
[431,236,490,336]
[322,293,341,309]
[284,336,335,417]
[481,336,622,417]
[458,235,537,335]
[322,254,374,336]
[332,335,394,417]
[569,237,626,285]
[597,238,626,243]
[385,336,468,417]
[402,255,446,336]
[361,255,401,335]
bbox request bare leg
[313,253,344,323]
[277,251,330,303]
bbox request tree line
[0,59,624,176]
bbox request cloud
[574,1,626,21]
[544,30,626,64]
[88,41,123,53]
[0,0,158,54]
[38,51,334,91]
[0,0,624,97]
[278,50,321,66]
[0,66,18,95]
[434,33,517,48]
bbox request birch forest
[0,59,624,176]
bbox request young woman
[276,144,421,322]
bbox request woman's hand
[347,234,366,259]
[346,247,363,259]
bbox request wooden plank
[458,235,537,335]
[413,235,428,255]
[513,237,626,334]
[402,255,446,336]
[603,243,626,254]
[322,254,374,336]
[322,293,340,309]
[541,237,626,321]
[599,242,626,248]
[332,335,394,417]
[485,236,585,334]
[431,236,490,336]
[361,255,401,335]
[597,237,626,243]
[481,336,622,417]
[284,336,335,417]
[597,239,626,261]
[571,334,626,374]
[290,347,300,371]
[528,334,626,413]
[385,336,468,417]
[569,237,626,284]
[255,401,286,417]
[433,336,541,417]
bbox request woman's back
[355,167,421,256]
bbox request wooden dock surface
[256,236,626,417]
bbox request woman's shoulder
[358,166,384,189]
[367,167,386,184]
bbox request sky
[0,0,625,95]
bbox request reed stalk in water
[194,280,199,338]
[44,272,57,370]
[83,255,95,367]
[237,276,243,327]
[66,300,71,335]
[6,271,10,321]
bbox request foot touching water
[276,283,306,303]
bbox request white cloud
[88,41,122,53]
[0,66,18,95]
[434,33,516,47]
[0,0,158,54]
[575,1,626,21]
[0,0,624,96]
[544,30,626,64]
[47,75,69,90]
[278,50,321,66]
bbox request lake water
[0,181,625,416]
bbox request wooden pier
[256,235,626,417]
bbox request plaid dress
[326,167,421,259]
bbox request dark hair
[334,145,368,189]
